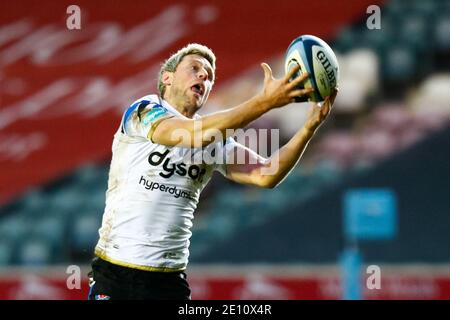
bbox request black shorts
[87,257,191,300]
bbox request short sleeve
[122,100,173,140]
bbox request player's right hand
[258,62,314,109]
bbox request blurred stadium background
[1,0,449,299]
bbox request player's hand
[304,88,338,132]
[258,62,314,109]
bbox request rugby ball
[285,35,339,102]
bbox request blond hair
[157,43,216,98]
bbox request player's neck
[163,95,196,118]
[176,105,195,118]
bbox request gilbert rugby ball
[285,35,339,102]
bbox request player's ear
[162,71,173,86]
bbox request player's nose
[197,69,208,80]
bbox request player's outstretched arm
[151,64,314,148]
[225,90,338,188]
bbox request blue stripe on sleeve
[122,100,150,134]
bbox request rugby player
[88,43,337,300]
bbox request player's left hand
[304,88,338,132]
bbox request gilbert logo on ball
[285,35,339,102]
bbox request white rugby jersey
[95,94,235,272]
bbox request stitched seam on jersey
[147,115,175,142]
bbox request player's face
[166,54,214,113]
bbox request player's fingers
[261,63,273,83]
[321,100,330,116]
[289,87,314,98]
[329,88,338,105]
[285,63,301,82]
[320,95,333,116]
[288,71,310,88]
[323,88,339,110]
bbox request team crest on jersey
[142,104,168,126]
[95,294,111,300]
